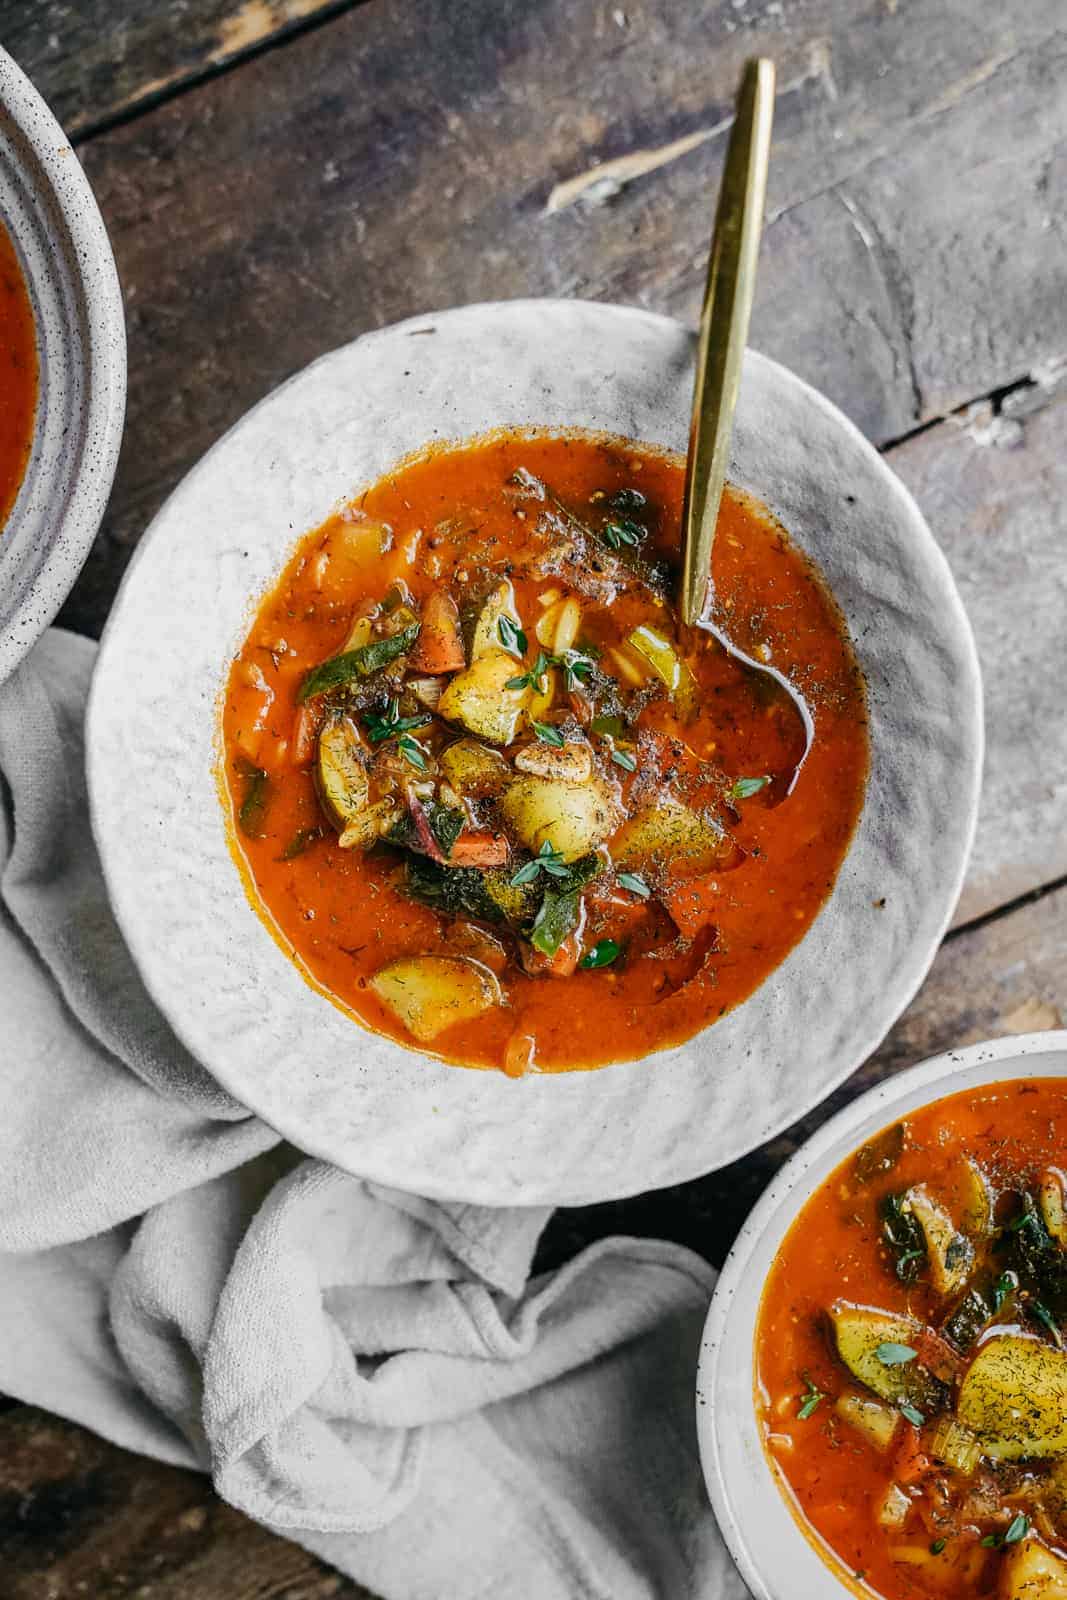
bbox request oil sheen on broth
[222,430,868,1074]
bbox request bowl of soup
[0,46,125,679]
[87,298,981,1203]
[698,1030,1067,1600]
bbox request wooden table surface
[2,1,1065,1593]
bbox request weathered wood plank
[0,0,356,138]
[57,0,1066,634]
[891,376,1067,926]
[0,1406,373,1599]
[538,878,1067,1273]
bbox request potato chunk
[499,774,621,862]
[999,1537,1067,1599]
[370,956,502,1043]
[956,1336,1067,1461]
[470,579,522,660]
[439,738,511,798]
[438,651,529,745]
[513,740,593,783]
[834,1391,901,1452]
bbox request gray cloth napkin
[0,629,744,1600]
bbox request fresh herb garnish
[506,647,595,695]
[796,1375,826,1420]
[611,749,637,772]
[497,614,528,658]
[980,1534,999,1549]
[364,697,432,744]
[528,855,603,958]
[281,825,325,860]
[510,840,569,887]
[900,1404,925,1427]
[507,650,552,693]
[876,1342,918,1367]
[618,872,650,899]
[602,518,644,550]
[298,622,420,702]
[397,735,429,770]
[580,939,622,969]
[929,1540,947,1555]
[730,775,771,801]
[1004,1513,1030,1545]
[532,721,565,746]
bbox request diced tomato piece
[411,589,465,673]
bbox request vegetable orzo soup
[222,429,867,1073]
[757,1078,1067,1600]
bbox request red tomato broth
[221,429,868,1071]
[0,222,37,528]
[755,1078,1067,1600]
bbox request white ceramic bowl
[0,47,126,680]
[87,300,981,1205]
[697,1029,1067,1599]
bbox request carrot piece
[448,831,510,868]
[522,932,582,978]
[411,589,465,673]
[291,701,324,765]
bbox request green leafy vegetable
[730,775,771,801]
[532,721,565,746]
[281,826,325,860]
[617,872,650,899]
[882,1193,927,1284]
[590,713,627,738]
[403,856,503,922]
[993,1271,1019,1311]
[580,939,621,969]
[237,762,269,838]
[298,623,420,702]
[528,855,603,958]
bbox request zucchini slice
[317,718,370,828]
[829,1303,944,1411]
[499,774,620,862]
[611,797,726,879]
[956,1335,1067,1461]
[902,1185,974,1297]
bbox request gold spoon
[679,57,813,794]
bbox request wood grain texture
[0,0,357,137]
[58,0,1067,634]
[537,878,1067,1274]
[0,1407,373,1599]
[891,376,1067,925]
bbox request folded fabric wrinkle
[0,628,740,1600]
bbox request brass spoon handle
[679,58,775,627]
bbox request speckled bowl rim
[697,1029,1067,1600]
[0,46,126,680]
[87,299,982,1205]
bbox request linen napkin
[0,629,745,1600]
